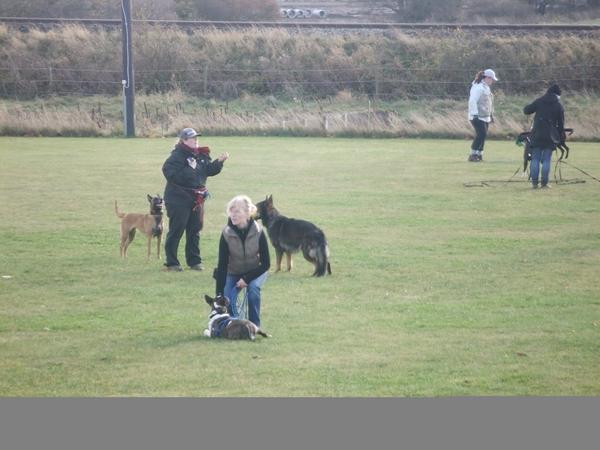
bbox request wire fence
[1,63,599,100]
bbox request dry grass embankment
[1,91,598,140]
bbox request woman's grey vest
[222,221,262,275]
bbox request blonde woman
[468,69,497,162]
[215,195,270,326]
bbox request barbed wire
[1,64,599,73]
[1,63,598,101]
[2,77,597,87]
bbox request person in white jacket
[467,68,497,162]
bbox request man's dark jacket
[162,143,224,208]
[523,88,566,150]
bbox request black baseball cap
[180,127,201,139]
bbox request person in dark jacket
[162,127,229,271]
[523,84,566,189]
[215,195,270,327]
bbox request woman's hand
[218,152,229,162]
[236,278,248,289]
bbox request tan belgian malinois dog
[114,195,164,260]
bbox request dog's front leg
[275,249,283,272]
[156,235,162,260]
[147,236,152,260]
[286,252,293,272]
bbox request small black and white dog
[203,294,270,340]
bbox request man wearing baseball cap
[162,127,229,271]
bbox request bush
[174,0,279,21]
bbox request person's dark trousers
[470,118,488,153]
[164,203,202,267]
[530,147,553,187]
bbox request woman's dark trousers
[470,118,489,153]
[164,203,202,268]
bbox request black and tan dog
[203,294,269,340]
[114,194,164,260]
[517,127,573,173]
[255,195,331,277]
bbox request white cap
[483,69,498,81]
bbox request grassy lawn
[1,136,599,396]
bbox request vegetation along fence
[1,24,599,101]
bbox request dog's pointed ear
[267,194,273,204]
[204,294,214,305]
[147,194,153,203]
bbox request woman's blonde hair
[226,195,257,218]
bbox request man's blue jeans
[530,147,553,187]
[224,271,268,327]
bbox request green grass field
[1,136,599,396]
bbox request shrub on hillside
[174,0,279,21]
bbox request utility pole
[121,0,135,137]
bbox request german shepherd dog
[114,194,164,260]
[203,295,269,340]
[254,195,331,277]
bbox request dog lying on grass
[203,294,270,340]
[114,194,164,260]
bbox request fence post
[322,114,329,132]
[203,63,209,97]
[121,0,135,137]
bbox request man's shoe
[532,184,539,189]
[476,154,483,161]
[164,265,184,272]
[468,154,478,162]
[541,184,551,189]
[189,264,204,271]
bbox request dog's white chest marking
[205,313,230,338]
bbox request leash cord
[238,289,249,321]
[558,160,600,183]
[505,165,525,185]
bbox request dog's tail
[114,200,126,218]
[306,232,331,277]
[257,329,270,338]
